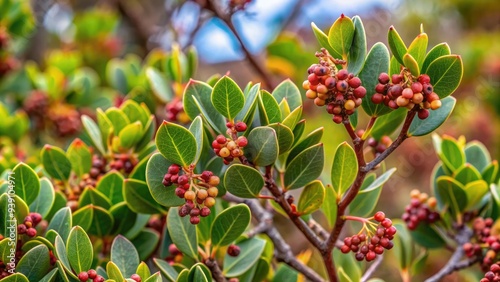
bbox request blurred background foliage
[0,0,499,280]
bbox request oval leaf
[387,26,407,66]
[245,126,279,166]
[223,237,266,277]
[426,55,463,98]
[328,14,355,59]
[66,226,93,274]
[211,76,244,120]
[408,96,456,136]
[111,235,140,278]
[360,43,391,117]
[156,121,197,166]
[331,142,358,196]
[285,143,324,190]
[12,162,40,205]
[297,180,325,215]
[167,207,198,260]
[211,204,251,247]
[224,164,264,198]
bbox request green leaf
[224,164,264,198]
[211,204,251,247]
[188,116,204,165]
[167,207,198,260]
[311,22,338,59]
[389,55,401,76]
[54,235,72,274]
[411,251,429,275]
[39,268,58,282]
[238,258,269,282]
[146,153,185,207]
[146,67,173,103]
[273,264,298,282]
[73,205,114,236]
[47,207,72,242]
[297,180,325,215]
[235,83,260,125]
[464,180,489,210]
[287,127,323,164]
[440,137,465,172]
[107,261,125,282]
[211,76,245,120]
[350,168,396,217]
[333,248,362,282]
[407,33,428,69]
[196,206,216,244]
[360,43,391,116]
[96,108,113,151]
[153,258,178,282]
[29,178,55,218]
[285,143,324,190]
[124,179,164,214]
[258,91,281,125]
[176,270,190,282]
[347,16,367,75]
[282,106,303,132]
[436,176,467,214]
[131,229,160,261]
[482,161,499,185]
[223,237,266,277]
[188,264,211,282]
[136,262,151,281]
[119,121,144,149]
[110,202,137,235]
[16,244,50,281]
[403,53,420,77]
[322,185,338,228]
[111,235,140,278]
[370,107,407,140]
[121,100,150,126]
[268,123,294,155]
[410,223,447,249]
[328,14,355,59]
[183,80,226,134]
[387,26,407,66]
[392,221,413,270]
[331,142,358,196]
[156,121,197,166]
[106,108,130,135]
[279,99,291,120]
[81,115,105,155]
[67,226,93,274]
[464,141,491,172]
[41,145,72,181]
[426,55,463,98]
[0,273,29,282]
[244,126,278,166]
[12,162,40,205]
[78,187,112,209]
[454,164,481,185]
[96,171,124,205]
[408,96,456,136]
[67,139,92,177]
[422,43,451,73]
[272,79,302,111]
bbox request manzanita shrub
[3,4,500,282]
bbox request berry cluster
[302,49,366,124]
[165,98,189,124]
[366,136,392,157]
[340,212,396,262]
[78,269,105,282]
[464,217,500,272]
[166,244,184,264]
[481,263,500,282]
[227,244,241,257]
[372,72,441,119]
[23,90,49,118]
[17,212,42,238]
[48,104,82,137]
[163,164,219,224]
[89,155,107,180]
[109,154,137,174]
[212,121,248,165]
[402,190,440,230]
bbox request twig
[204,258,227,282]
[425,226,476,282]
[205,0,276,89]
[361,255,383,282]
[308,219,329,241]
[223,194,325,282]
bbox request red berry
[26,227,37,237]
[336,69,348,80]
[325,76,336,89]
[332,115,343,124]
[348,77,361,88]
[381,218,392,228]
[374,211,385,222]
[308,73,319,85]
[336,80,348,92]
[237,136,248,147]
[178,175,189,185]
[391,74,403,84]
[175,188,186,198]
[378,73,390,84]
[190,208,200,217]
[190,216,200,225]
[314,66,328,76]
[375,83,386,94]
[216,135,227,144]
[17,224,27,234]
[402,88,414,99]
[131,274,142,282]
[168,164,180,174]
[371,93,384,104]
[78,272,89,282]
[418,74,430,84]
[93,276,105,282]
[366,251,376,261]
[235,122,247,132]
[418,109,429,120]
[201,171,213,182]
[227,244,241,256]
[353,86,366,98]
[411,82,423,93]
[355,252,364,261]
[200,207,211,217]
[88,270,97,279]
